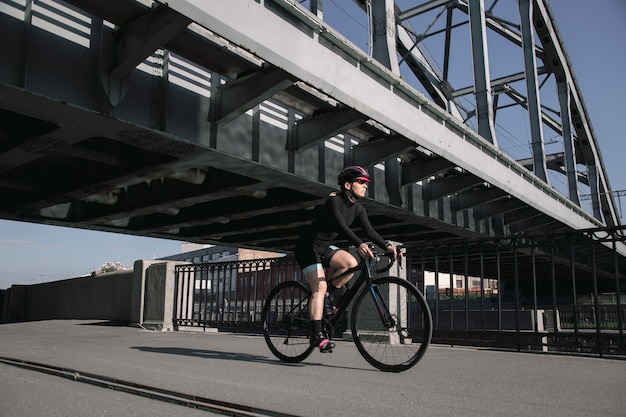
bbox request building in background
[159,244,283,264]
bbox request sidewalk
[1,320,624,417]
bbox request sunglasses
[354,179,369,185]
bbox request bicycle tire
[261,281,315,363]
[351,276,432,372]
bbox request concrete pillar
[130,259,162,326]
[131,260,188,331]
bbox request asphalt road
[0,320,624,417]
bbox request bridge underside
[0,81,464,251]
[0,0,615,256]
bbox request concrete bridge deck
[0,320,624,416]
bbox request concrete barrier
[1,260,186,329]
[2,271,133,322]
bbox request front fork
[368,282,396,329]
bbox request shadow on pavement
[130,345,375,372]
[131,346,280,365]
[78,320,130,327]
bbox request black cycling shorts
[295,243,340,275]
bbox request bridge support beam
[426,174,484,201]
[455,188,507,211]
[369,0,403,206]
[478,198,526,220]
[369,0,400,75]
[102,4,191,106]
[556,80,580,205]
[518,0,548,182]
[588,164,602,220]
[290,107,365,153]
[467,0,497,145]
[352,136,415,168]
[402,157,455,185]
[210,66,296,125]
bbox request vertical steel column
[208,73,221,149]
[318,142,325,183]
[150,49,169,131]
[588,164,602,220]
[311,0,332,187]
[18,0,34,88]
[369,0,400,74]
[467,0,497,145]
[518,0,548,182]
[557,80,580,205]
[286,109,296,173]
[252,106,261,162]
[90,17,112,114]
[310,0,323,18]
[369,0,402,205]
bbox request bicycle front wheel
[351,277,432,372]
[261,281,315,363]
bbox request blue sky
[1,1,624,290]
[549,0,626,198]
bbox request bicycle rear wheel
[261,281,315,363]
[351,276,432,372]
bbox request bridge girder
[0,0,621,257]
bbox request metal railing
[173,227,626,356]
[410,226,625,356]
[174,256,300,333]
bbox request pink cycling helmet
[337,165,370,185]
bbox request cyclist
[294,165,399,353]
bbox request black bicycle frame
[327,255,394,328]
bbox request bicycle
[261,246,432,372]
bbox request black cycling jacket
[297,191,388,251]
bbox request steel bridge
[0,0,623,255]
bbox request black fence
[174,226,626,356]
[409,227,625,356]
[174,256,301,333]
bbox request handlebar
[332,244,403,280]
[370,244,402,273]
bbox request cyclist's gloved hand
[358,242,374,258]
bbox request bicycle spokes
[351,277,432,372]
[262,281,315,363]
